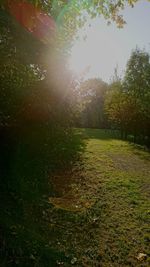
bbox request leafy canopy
[1,1,145,29]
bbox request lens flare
[7,0,56,44]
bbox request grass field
[1,128,150,266]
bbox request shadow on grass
[0,126,149,266]
[0,124,86,200]
[0,124,86,267]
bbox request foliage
[124,48,150,98]
[105,48,150,146]
[0,0,80,207]
[124,49,150,140]
[0,0,144,50]
[77,78,108,128]
[21,0,139,25]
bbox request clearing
[46,128,150,266]
[1,128,150,267]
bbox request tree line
[76,48,150,147]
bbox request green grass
[1,128,150,266]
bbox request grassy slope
[48,128,150,266]
[1,128,150,266]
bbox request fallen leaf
[137,253,147,261]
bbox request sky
[68,0,150,83]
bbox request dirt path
[46,129,150,266]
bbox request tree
[124,48,150,98]
[105,49,150,146]
[0,1,77,195]
[105,81,142,139]
[78,78,108,128]
[0,1,144,46]
[123,48,150,144]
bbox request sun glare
[68,42,90,75]
[68,22,98,77]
